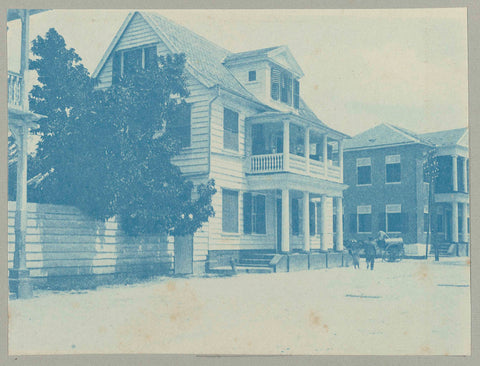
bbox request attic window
[112,45,157,83]
[248,70,256,81]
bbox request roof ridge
[140,11,233,56]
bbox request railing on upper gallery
[250,153,284,173]
[8,71,23,109]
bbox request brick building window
[357,158,372,185]
[386,204,402,233]
[386,155,401,183]
[357,205,372,233]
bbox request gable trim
[91,12,135,78]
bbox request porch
[246,113,345,183]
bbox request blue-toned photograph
[7,8,469,355]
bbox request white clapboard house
[92,11,349,274]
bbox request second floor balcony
[246,116,345,183]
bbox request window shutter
[378,212,386,232]
[293,79,300,109]
[243,193,252,234]
[349,214,357,233]
[112,52,121,84]
[309,202,316,235]
[271,67,280,100]
[144,46,157,70]
[252,124,265,155]
[255,195,266,234]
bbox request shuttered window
[123,48,142,76]
[281,71,292,104]
[111,45,157,84]
[222,189,239,233]
[293,79,300,109]
[223,108,239,151]
[271,67,281,100]
[112,52,122,84]
[243,193,266,234]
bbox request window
[386,155,401,183]
[271,66,298,108]
[248,70,256,81]
[424,205,429,233]
[170,103,191,147]
[386,204,402,233]
[293,79,300,109]
[243,193,266,234]
[112,45,157,83]
[357,205,372,233]
[357,158,372,185]
[223,108,239,151]
[222,189,238,233]
[292,198,300,236]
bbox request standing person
[349,240,360,269]
[364,237,377,270]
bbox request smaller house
[343,123,469,256]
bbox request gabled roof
[419,127,468,147]
[92,11,344,137]
[223,46,283,62]
[344,123,433,150]
[93,11,262,105]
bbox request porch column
[281,189,290,252]
[460,203,468,242]
[451,202,459,243]
[283,120,290,170]
[338,140,344,182]
[319,195,328,251]
[305,127,310,173]
[302,191,310,252]
[462,157,468,192]
[452,155,458,192]
[20,10,30,111]
[335,196,344,251]
[323,135,328,177]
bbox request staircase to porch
[236,252,276,273]
[429,243,458,257]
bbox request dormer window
[112,45,157,84]
[248,70,256,81]
[271,66,299,109]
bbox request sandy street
[8,257,470,355]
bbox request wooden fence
[8,201,173,288]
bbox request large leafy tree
[28,28,216,236]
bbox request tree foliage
[27,28,216,236]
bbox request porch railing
[250,153,284,173]
[8,71,23,109]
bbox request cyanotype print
[7,9,469,355]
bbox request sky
[7,9,468,136]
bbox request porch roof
[246,172,347,197]
[246,103,350,140]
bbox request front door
[276,198,282,252]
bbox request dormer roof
[223,45,304,78]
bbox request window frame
[357,205,372,234]
[248,70,256,82]
[386,204,402,233]
[112,44,158,83]
[356,157,372,186]
[385,154,402,184]
[222,189,239,234]
[223,107,240,152]
[243,192,267,235]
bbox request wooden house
[92,11,349,273]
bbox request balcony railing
[250,153,284,173]
[249,153,342,182]
[8,71,23,109]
